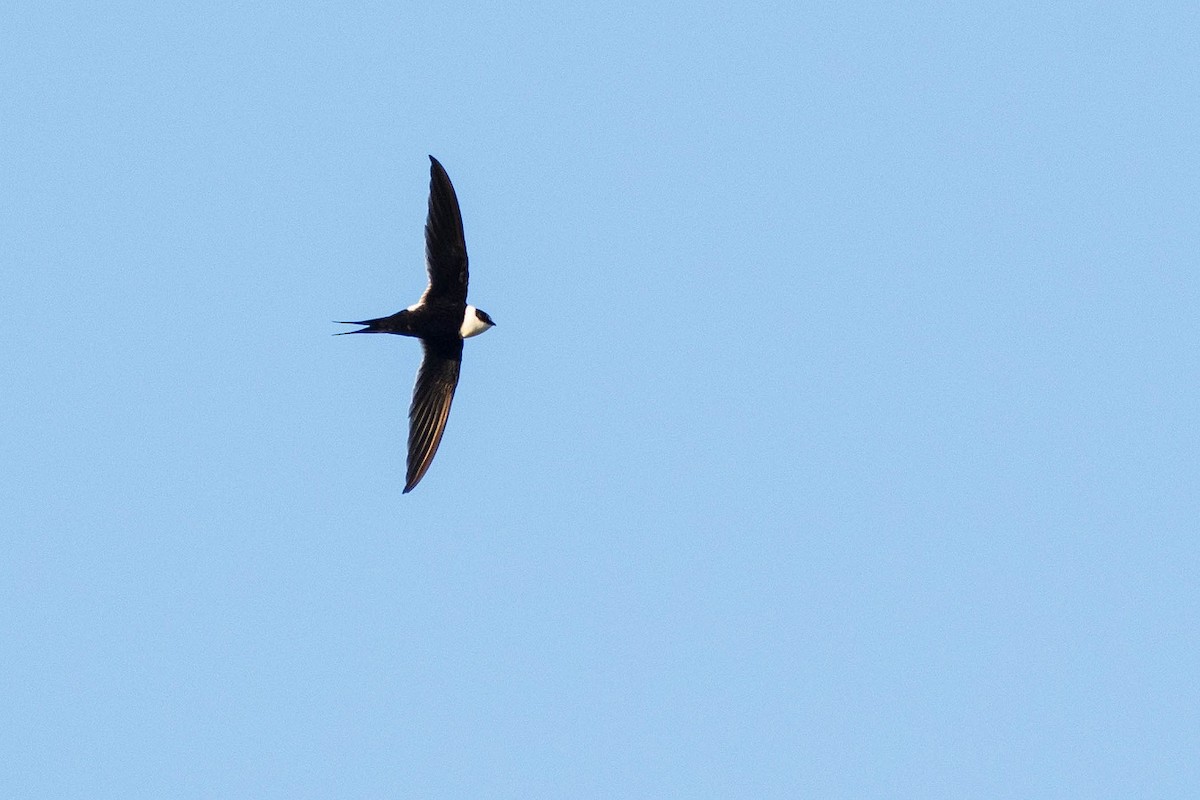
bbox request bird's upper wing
[422,156,469,305]
[404,336,464,493]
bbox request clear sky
[3,2,1198,797]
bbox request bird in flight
[337,156,495,492]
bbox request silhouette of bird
[337,156,495,492]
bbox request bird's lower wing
[405,337,464,493]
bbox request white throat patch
[460,305,493,338]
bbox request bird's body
[337,156,495,493]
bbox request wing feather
[404,337,464,492]
[422,156,469,305]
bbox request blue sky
[3,2,1198,797]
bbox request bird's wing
[405,336,464,493]
[422,156,469,306]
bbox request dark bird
[337,156,495,492]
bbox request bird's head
[461,305,496,338]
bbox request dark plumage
[337,156,495,492]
